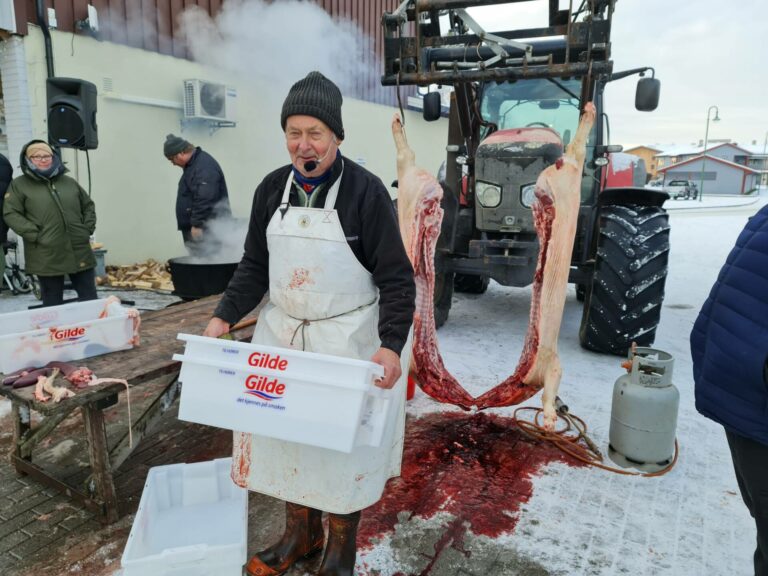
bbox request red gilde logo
[248,352,288,371]
[49,326,86,342]
[244,374,286,401]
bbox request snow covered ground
[0,195,764,575]
[357,196,766,575]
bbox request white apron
[232,168,411,514]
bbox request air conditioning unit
[183,80,236,122]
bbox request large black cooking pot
[168,257,238,300]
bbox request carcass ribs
[474,103,596,427]
[392,103,596,428]
[391,114,474,410]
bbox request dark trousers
[726,429,768,576]
[38,268,98,307]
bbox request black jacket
[0,153,12,244]
[176,148,231,229]
[215,155,416,356]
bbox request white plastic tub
[175,334,392,453]
[0,299,136,374]
[121,458,247,576]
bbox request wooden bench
[0,296,258,524]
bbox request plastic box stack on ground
[175,333,393,453]
[0,299,136,374]
[121,458,247,576]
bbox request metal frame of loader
[382,0,671,355]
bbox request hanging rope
[396,72,406,128]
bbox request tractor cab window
[480,77,598,204]
[480,78,583,145]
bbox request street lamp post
[698,105,720,202]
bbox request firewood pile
[99,259,175,291]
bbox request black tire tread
[454,273,489,294]
[580,204,670,355]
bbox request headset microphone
[301,137,338,173]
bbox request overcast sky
[468,0,768,150]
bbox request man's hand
[203,317,230,338]
[371,347,401,389]
[190,226,204,241]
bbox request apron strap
[323,161,344,210]
[279,161,345,217]
[278,173,293,219]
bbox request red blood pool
[358,412,584,563]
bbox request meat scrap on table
[391,103,597,430]
[3,360,129,401]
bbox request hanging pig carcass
[392,102,596,428]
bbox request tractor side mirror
[635,77,660,111]
[423,92,442,121]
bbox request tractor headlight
[476,181,502,208]
[520,183,537,208]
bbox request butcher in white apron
[203,71,415,576]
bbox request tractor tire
[579,204,670,355]
[454,273,489,294]
[575,283,586,302]
[433,271,454,329]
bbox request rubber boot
[244,502,324,576]
[317,511,361,576]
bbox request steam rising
[183,215,249,264]
[179,0,375,95]
[173,1,377,264]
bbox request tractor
[382,0,670,355]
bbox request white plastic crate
[0,299,136,374]
[121,458,247,576]
[175,334,392,453]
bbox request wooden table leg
[11,403,31,465]
[81,404,119,524]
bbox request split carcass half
[391,114,474,410]
[392,103,595,428]
[473,102,596,427]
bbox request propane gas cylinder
[609,347,679,469]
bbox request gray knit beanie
[164,134,191,157]
[281,71,344,140]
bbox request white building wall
[18,26,448,265]
[709,145,739,163]
[665,158,751,195]
[0,36,35,168]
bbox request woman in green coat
[3,141,97,307]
